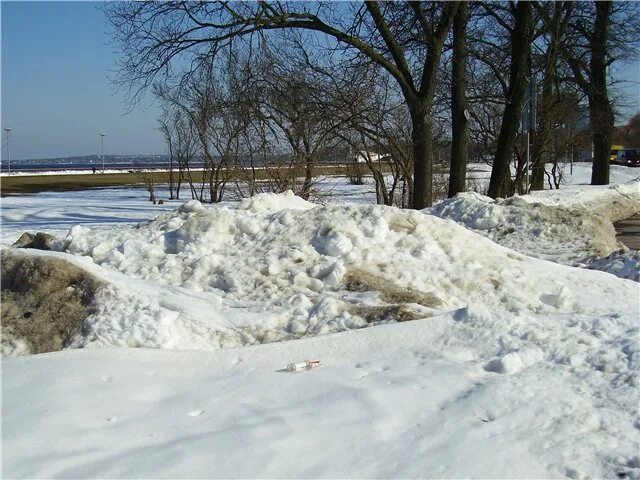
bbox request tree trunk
[301,153,313,200]
[530,3,566,191]
[410,102,434,209]
[530,81,553,191]
[589,0,613,185]
[448,1,469,198]
[488,1,534,199]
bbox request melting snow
[1,170,639,478]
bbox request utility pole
[3,128,12,176]
[99,133,106,172]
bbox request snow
[583,250,640,281]
[2,165,640,478]
[429,181,639,266]
[4,305,639,478]
[0,186,178,244]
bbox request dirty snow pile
[430,182,640,270]
[41,189,636,351]
[3,190,640,478]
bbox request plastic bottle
[286,359,321,372]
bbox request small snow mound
[238,190,315,213]
[178,200,205,213]
[484,348,544,374]
[313,229,354,257]
[453,304,493,324]
[235,217,262,236]
[554,286,575,310]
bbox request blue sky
[2,1,161,160]
[1,1,639,161]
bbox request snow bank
[524,181,640,223]
[429,182,640,266]
[3,190,639,478]
[42,191,632,352]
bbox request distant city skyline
[1,1,639,161]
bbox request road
[614,213,640,250]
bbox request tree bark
[410,102,434,209]
[589,0,613,185]
[448,1,469,198]
[487,1,534,199]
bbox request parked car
[617,149,640,166]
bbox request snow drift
[3,189,639,478]
[429,181,640,267]
[27,189,633,355]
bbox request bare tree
[528,2,572,191]
[156,90,202,200]
[105,1,461,208]
[561,1,640,185]
[448,1,469,197]
[485,1,535,198]
[326,64,413,207]
[250,48,339,199]
[158,105,181,199]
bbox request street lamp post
[4,128,12,175]
[98,133,106,172]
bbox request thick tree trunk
[589,0,613,185]
[410,103,434,209]
[448,1,469,198]
[488,1,534,199]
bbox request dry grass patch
[1,249,100,355]
[343,268,442,308]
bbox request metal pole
[99,133,106,173]
[525,131,530,194]
[570,154,573,175]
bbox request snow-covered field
[1,164,639,478]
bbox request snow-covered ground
[2,164,639,478]
[0,186,178,244]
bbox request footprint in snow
[187,410,205,417]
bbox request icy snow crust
[3,188,640,478]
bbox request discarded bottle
[286,359,321,373]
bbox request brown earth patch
[1,249,100,355]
